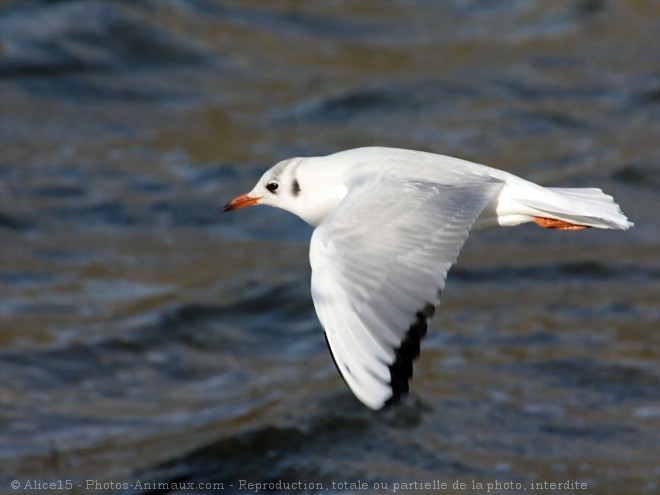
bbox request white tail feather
[523,187,633,230]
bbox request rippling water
[1,1,659,494]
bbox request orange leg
[533,217,590,231]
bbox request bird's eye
[266,181,279,193]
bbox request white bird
[223,147,632,410]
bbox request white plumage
[224,147,632,409]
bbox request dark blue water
[1,1,659,494]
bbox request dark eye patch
[292,179,301,196]
[266,181,279,193]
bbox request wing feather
[310,174,503,409]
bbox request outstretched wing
[310,174,503,409]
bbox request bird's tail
[520,187,633,230]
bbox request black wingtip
[385,301,437,406]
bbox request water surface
[1,1,659,494]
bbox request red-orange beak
[222,193,260,212]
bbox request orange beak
[222,193,260,212]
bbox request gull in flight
[224,147,632,409]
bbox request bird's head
[223,155,348,227]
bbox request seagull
[223,147,632,410]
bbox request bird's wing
[310,173,503,409]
